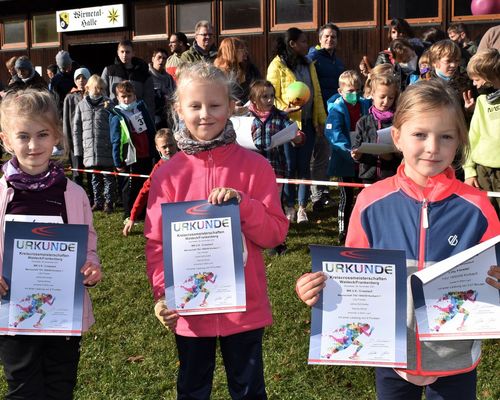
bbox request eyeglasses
[196,33,213,38]
[169,40,179,45]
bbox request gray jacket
[73,96,114,168]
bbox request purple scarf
[369,106,394,124]
[2,157,66,191]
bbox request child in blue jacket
[325,70,370,242]
[108,80,156,221]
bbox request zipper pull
[422,199,429,229]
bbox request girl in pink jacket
[145,62,289,399]
[0,89,102,399]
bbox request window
[32,13,59,46]
[220,0,263,33]
[327,0,377,27]
[451,0,500,21]
[386,0,441,23]
[134,3,168,38]
[1,18,27,49]
[175,2,212,33]
[271,0,318,31]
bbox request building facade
[0,0,498,85]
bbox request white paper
[412,236,500,340]
[268,122,298,149]
[357,143,397,155]
[231,116,258,151]
[377,127,393,145]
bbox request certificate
[411,235,500,340]
[0,222,88,336]
[162,200,246,315]
[308,246,407,368]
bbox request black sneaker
[312,200,324,212]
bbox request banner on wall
[56,4,126,32]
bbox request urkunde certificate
[308,246,407,368]
[411,235,500,340]
[162,200,246,315]
[0,222,88,336]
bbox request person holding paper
[145,62,289,399]
[325,70,370,242]
[248,79,300,255]
[297,80,500,400]
[351,71,402,183]
[0,89,102,399]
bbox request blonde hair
[428,40,461,66]
[366,73,400,103]
[85,74,107,96]
[338,70,362,90]
[419,49,431,69]
[393,80,469,164]
[0,89,67,157]
[363,64,397,98]
[155,128,175,142]
[173,62,234,130]
[467,49,500,85]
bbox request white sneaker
[285,206,296,223]
[297,208,308,223]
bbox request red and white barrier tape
[70,168,500,198]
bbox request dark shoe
[91,203,103,212]
[312,201,324,212]
[104,203,114,214]
[274,243,288,256]
[338,231,346,244]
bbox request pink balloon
[471,0,500,15]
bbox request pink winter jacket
[144,143,289,337]
[0,177,100,332]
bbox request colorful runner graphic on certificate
[308,246,407,368]
[411,235,500,340]
[0,222,88,336]
[162,200,246,315]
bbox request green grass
[1,206,498,399]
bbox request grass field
[1,204,498,399]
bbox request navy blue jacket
[308,46,345,110]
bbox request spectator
[8,56,47,91]
[62,67,94,199]
[5,56,18,86]
[448,23,478,57]
[477,25,500,51]
[51,50,78,110]
[214,37,261,108]
[387,38,420,91]
[308,23,345,211]
[267,27,326,224]
[359,18,423,77]
[46,63,58,90]
[180,20,217,64]
[421,27,447,48]
[149,48,176,128]
[166,32,189,74]
[101,40,155,119]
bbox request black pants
[120,158,153,219]
[0,335,81,400]
[175,328,267,400]
[375,367,477,400]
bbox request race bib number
[130,112,147,133]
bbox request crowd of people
[0,16,498,400]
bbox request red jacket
[144,143,289,337]
[130,158,165,221]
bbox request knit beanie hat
[56,50,72,69]
[14,56,33,71]
[74,67,91,81]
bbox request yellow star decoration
[108,8,119,24]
